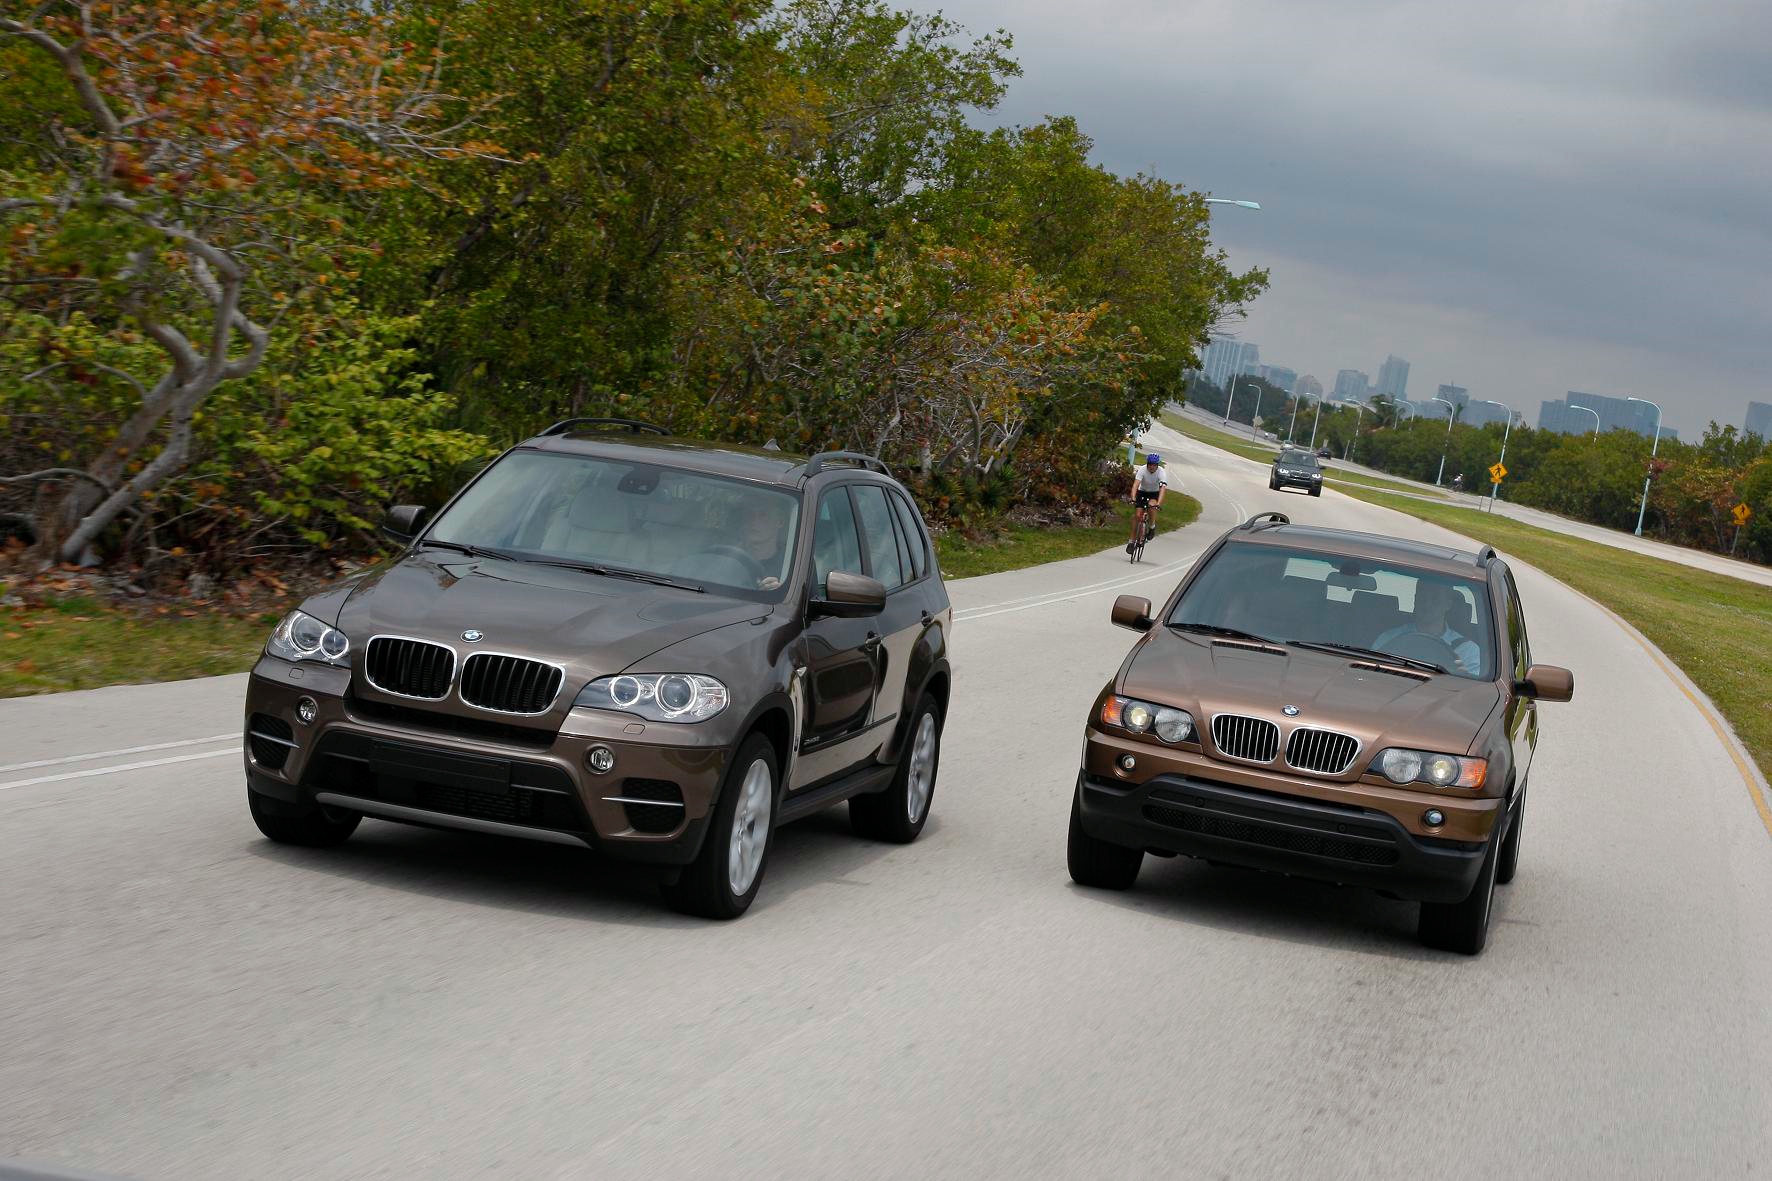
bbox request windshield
[425,450,801,601]
[1168,540,1495,679]
[1278,450,1318,468]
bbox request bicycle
[1128,494,1158,563]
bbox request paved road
[4,429,1771,1181]
[1165,401,1772,589]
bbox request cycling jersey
[1135,465,1168,494]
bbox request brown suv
[1068,511,1573,954]
[243,419,952,919]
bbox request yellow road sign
[1733,502,1753,526]
[1488,462,1507,483]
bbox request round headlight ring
[609,676,644,708]
[1123,703,1153,733]
[658,674,697,716]
[1379,748,1423,785]
[1424,754,1461,786]
[1154,708,1193,743]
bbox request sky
[926,0,1772,437]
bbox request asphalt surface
[4,423,1772,1181]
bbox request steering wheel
[1380,631,1463,672]
[693,544,768,585]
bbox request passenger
[738,500,789,590]
[1374,582,1480,675]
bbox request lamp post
[1222,372,1242,426]
[1395,401,1416,423]
[1471,399,1517,512]
[1568,403,1600,440]
[1331,400,1368,461]
[1288,392,1315,443]
[1628,397,1664,537]
[1309,396,1327,450]
[1203,199,1262,209]
[1430,397,1457,486]
[1250,385,1264,440]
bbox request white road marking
[0,747,238,791]
[957,556,1201,622]
[0,733,237,775]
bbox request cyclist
[1127,452,1168,553]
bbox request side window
[851,485,906,590]
[1503,572,1530,675]
[812,488,864,596]
[890,491,929,581]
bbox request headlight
[1102,696,1195,744]
[1375,747,1486,789]
[575,673,729,722]
[266,609,350,666]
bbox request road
[1166,400,1772,589]
[4,423,1772,1181]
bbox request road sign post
[1487,462,1507,513]
[1732,502,1752,555]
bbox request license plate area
[370,740,511,795]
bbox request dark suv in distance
[1269,447,1324,496]
[1068,512,1573,954]
[243,419,953,919]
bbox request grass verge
[936,495,1202,580]
[1,596,276,698]
[1339,488,1772,784]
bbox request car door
[1502,570,1538,790]
[848,482,921,736]
[792,485,884,790]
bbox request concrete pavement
[3,433,1770,1180]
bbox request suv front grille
[1285,727,1361,775]
[364,637,455,700]
[1211,713,1280,763]
[1143,803,1399,866]
[459,653,563,715]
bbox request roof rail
[1237,511,1291,531]
[537,417,670,437]
[801,450,890,478]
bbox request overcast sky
[928,0,1771,437]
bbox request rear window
[1169,540,1495,679]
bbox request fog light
[295,697,317,725]
[586,746,616,775]
[1118,754,1137,772]
[1423,809,1445,828]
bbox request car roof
[520,428,901,489]
[1225,518,1495,576]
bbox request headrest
[567,480,628,531]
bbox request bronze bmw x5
[1069,511,1573,955]
[243,419,952,918]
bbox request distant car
[1316,446,1333,460]
[243,418,954,919]
[1067,511,1574,955]
[1269,448,1324,496]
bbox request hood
[327,553,769,678]
[1121,630,1499,762]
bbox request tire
[850,694,942,843]
[1309,486,1321,497]
[1495,798,1523,885]
[1418,833,1500,955]
[1269,477,1279,490]
[662,733,777,920]
[1067,787,1143,890]
[248,784,360,847]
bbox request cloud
[926,0,1772,434]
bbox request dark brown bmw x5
[1069,511,1573,954]
[243,419,952,918]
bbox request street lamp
[1288,392,1316,443]
[1204,199,1262,209]
[1331,400,1368,461]
[1430,397,1457,486]
[1628,397,1664,537]
[1395,402,1416,423]
[1309,396,1327,449]
[1250,384,1265,441]
[1471,399,1517,511]
[1568,403,1600,440]
[1223,371,1243,426]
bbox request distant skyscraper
[1259,365,1298,393]
[1333,369,1369,402]
[1747,401,1772,442]
[1202,338,1260,389]
[1436,383,1469,408]
[1296,374,1324,398]
[1563,391,1662,439]
[1376,355,1410,400]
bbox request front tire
[1418,834,1499,955]
[1309,485,1321,497]
[1067,788,1143,890]
[1495,799,1523,885]
[851,694,942,843]
[663,734,777,920]
[248,785,360,847]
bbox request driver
[738,500,788,590]
[1374,582,1481,675]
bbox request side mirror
[1518,663,1573,702]
[812,569,886,618]
[381,504,430,544]
[1112,595,1154,632]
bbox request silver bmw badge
[1283,705,1301,717]
[461,629,484,643]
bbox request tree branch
[0,15,123,139]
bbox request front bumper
[1079,729,1495,903]
[243,657,731,865]
[1273,471,1323,489]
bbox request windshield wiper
[418,539,519,562]
[533,559,705,593]
[1285,639,1446,675]
[1167,621,1278,645]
